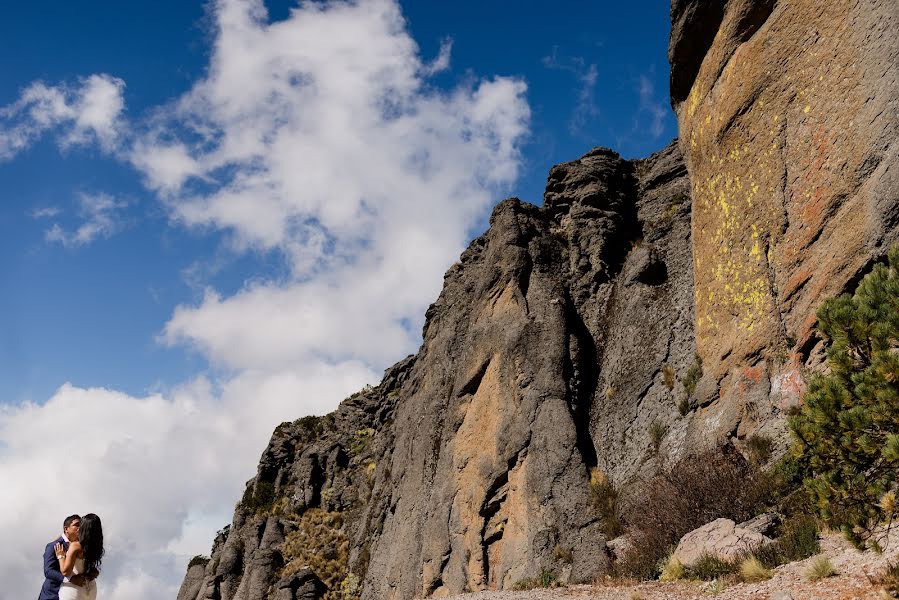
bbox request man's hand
[69,574,87,587]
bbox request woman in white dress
[55,513,103,600]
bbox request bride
[55,513,103,600]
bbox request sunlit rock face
[670,0,898,439]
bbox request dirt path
[446,533,897,600]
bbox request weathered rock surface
[176,142,696,600]
[672,518,771,566]
[670,0,899,445]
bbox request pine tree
[791,245,899,548]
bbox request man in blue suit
[37,514,97,600]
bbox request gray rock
[672,518,771,567]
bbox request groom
[38,514,98,600]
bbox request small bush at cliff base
[617,447,769,580]
[791,245,899,548]
[589,468,624,537]
[512,568,561,590]
[686,553,738,581]
[751,514,820,568]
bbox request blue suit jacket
[37,536,66,600]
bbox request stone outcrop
[670,0,899,445]
[672,518,771,567]
[176,142,696,600]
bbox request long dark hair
[79,513,104,573]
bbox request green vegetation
[686,553,736,581]
[791,246,899,548]
[649,420,668,453]
[589,467,624,537]
[658,555,685,582]
[512,568,561,590]
[187,555,210,569]
[663,192,690,220]
[750,514,820,568]
[240,481,276,514]
[682,354,702,397]
[350,427,376,455]
[281,509,350,599]
[746,434,773,465]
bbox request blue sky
[1,0,673,404]
[0,2,674,597]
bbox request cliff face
[178,2,899,598]
[177,142,695,600]
[670,0,899,431]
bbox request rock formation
[178,1,899,598]
[177,142,695,600]
[670,0,899,442]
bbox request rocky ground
[447,533,898,600]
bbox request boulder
[672,518,771,566]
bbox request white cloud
[2,0,530,598]
[138,0,529,370]
[541,47,599,134]
[0,363,377,600]
[30,206,62,219]
[0,74,125,160]
[637,74,668,139]
[44,192,128,247]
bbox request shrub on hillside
[791,245,899,548]
[617,446,770,579]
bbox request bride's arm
[55,541,80,577]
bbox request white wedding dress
[58,557,97,600]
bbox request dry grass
[662,364,676,390]
[658,555,685,582]
[281,509,350,599]
[589,468,624,537]
[806,555,837,581]
[739,556,772,582]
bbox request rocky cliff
[178,1,899,598]
[177,143,696,600]
[670,0,899,431]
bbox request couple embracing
[38,514,104,600]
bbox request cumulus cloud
[0,74,125,159]
[0,364,376,600]
[2,0,529,598]
[44,192,129,247]
[141,0,529,369]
